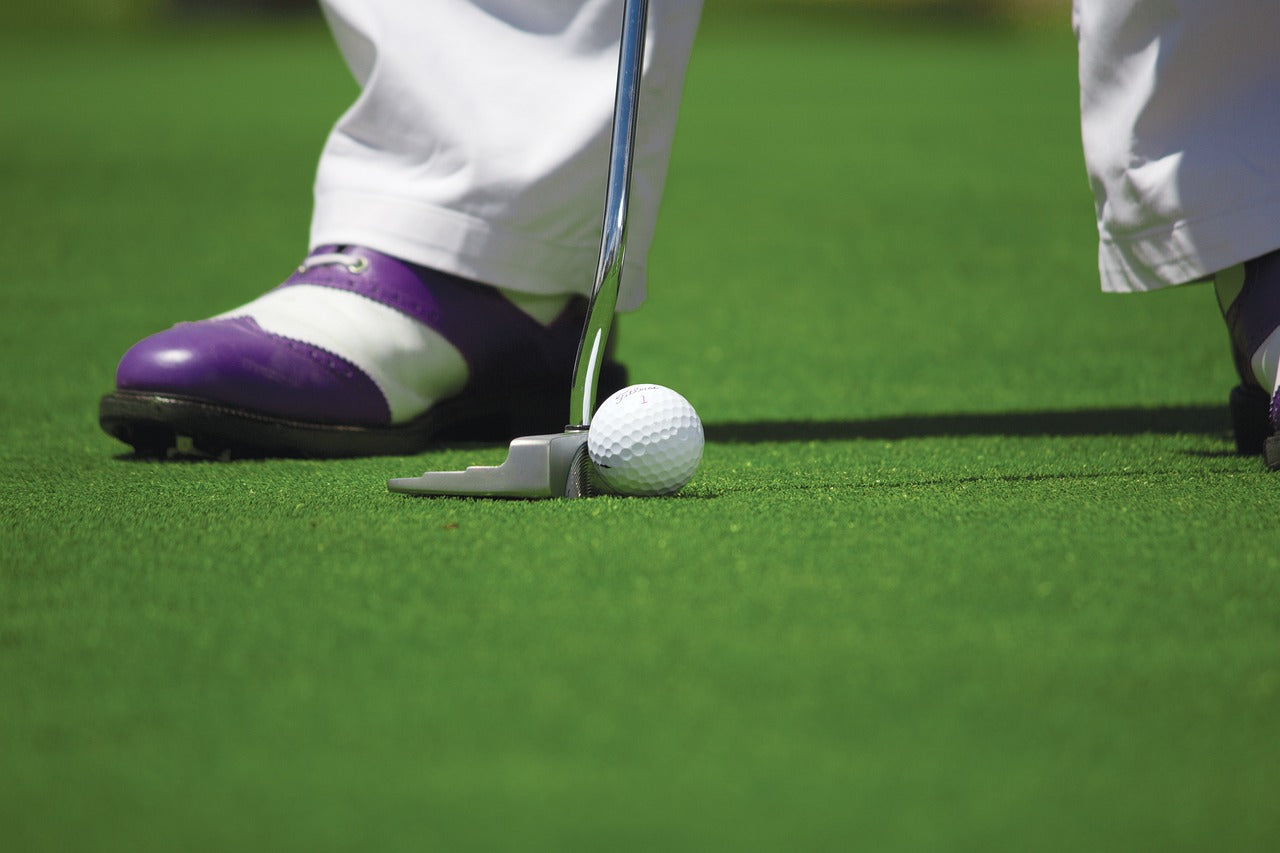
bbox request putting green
[3,8,1278,851]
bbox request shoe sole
[1265,435,1280,470]
[100,362,627,459]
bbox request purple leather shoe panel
[115,316,391,425]
[285,246,587,399]
[282,246,449,329]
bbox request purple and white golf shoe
[1218,248,1280,463]
[99,246,625,457]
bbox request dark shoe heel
[1229,382,1271,456]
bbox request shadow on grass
[108,403,1235,463]
[705,403,1230,444]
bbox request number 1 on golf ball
[587,384,704,496]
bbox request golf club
[388,0,649,498]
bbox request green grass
[3,10,1279,852]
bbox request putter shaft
[569,0,648,429]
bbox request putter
[388,0,649,498]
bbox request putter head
[387,430,610,499]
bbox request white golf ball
[587,384,704,496]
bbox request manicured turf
[3,9,1279,851]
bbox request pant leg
[311,0,702,311]
[1075,0,1280,292]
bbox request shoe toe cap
[115,316,391,425]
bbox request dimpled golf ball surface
[588,384,704,496]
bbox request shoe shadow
[113,451,258,464]
[703,403,1230,444]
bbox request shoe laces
[297,250,369,274]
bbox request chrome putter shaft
[388,0,648,498]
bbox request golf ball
[587,384,704,496]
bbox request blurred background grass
[13,0,1072,30]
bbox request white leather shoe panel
[217,285,469,423]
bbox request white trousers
[1075,0,1280,292]
[310,0,702,312]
